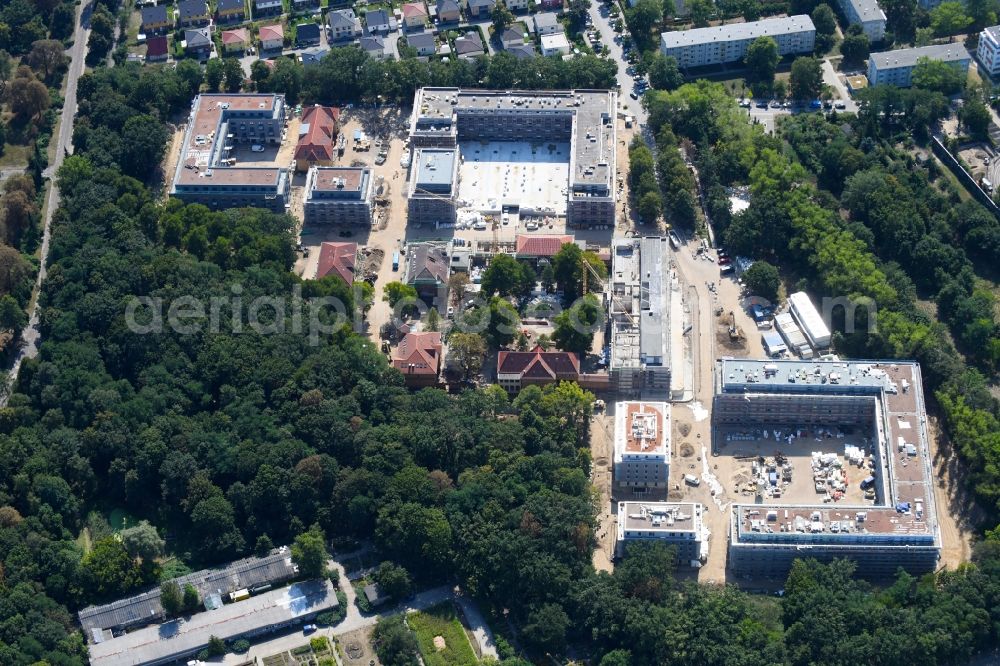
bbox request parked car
[303,624,318,634]
[251,144,265,152]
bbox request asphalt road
[0,2,90,406]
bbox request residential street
[0,0,90,406]
[587,2,647,126]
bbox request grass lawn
[408,603,478,666]
[0,144,31,168]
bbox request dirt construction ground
[337,627,381,666]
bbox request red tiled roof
[295,105,340,163]
[315,242,357,284]
[393,331,442,375]
[259,23,284,41]
[146,35,169,57]
[222,28,249,44]
[515,234,574,257]
[402,1,428,16]
[497,346,580,379]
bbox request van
[684,474,700,486]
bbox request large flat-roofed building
[867,43,970,87]
[407,147,459,227]
[303,166,374,225]
[616,502,708,565]
[787,291,831,351]
[610,237,684,397]
[977,25,1000,76]
[86,580,337,666]
[614,401,670,496]
[78,550,298,637]
[715,359,941,578]
[170,93,290,212]
[660,15,816,68]
[837,0,885,41]
[409,88,617,227]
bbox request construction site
[715,359,942,580]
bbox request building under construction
[616,501,709,565]
[609,237,685,398]
[408,88,617,227]
[614,401,671,497]
[715,359,941,578]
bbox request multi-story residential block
[140,5,171,34]
[216,0,246,23]
[170,94,291,212]
[716,359,941,578]
[407,147,459,226]
[837,0,885,41]
[977,25,1000,77]
[614,401,671,497]
[303,167,373,225]
[409,88,617,227]
[616,502,708,565]
[609,237,680,396]
[177,0,209,27]
[660,15,816,68]
[328,8,362,41]
[867,43,970,87]
[254,0,283,17]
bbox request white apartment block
[660,15,816,68]
[837,0,885,42]
[616,502,708,565]
[614,401,670,496]
[978,26,1000,77]
[867,43,971,87]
